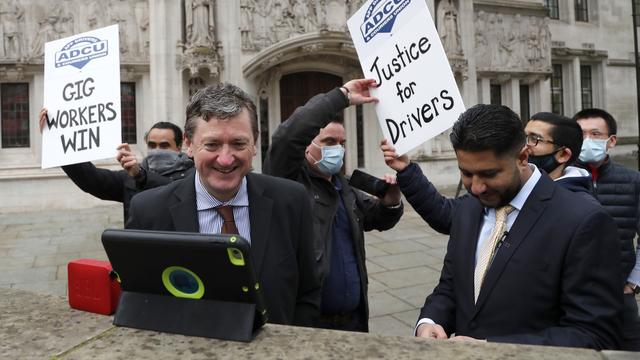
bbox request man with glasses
[573,108,640,351]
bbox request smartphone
[348,169,390,198]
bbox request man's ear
[607,135,617,150]
[555,147,572,164]
[517,145,529,167]
[184,136,193,157]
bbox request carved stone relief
[475,11,551,72]
[0,0,150,63]
[239,0,361,52]
[179,0,222,81]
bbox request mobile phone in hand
[348,169,390,198]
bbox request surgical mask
[144,149,181,174]
[579,138,609,163]
[310,142,344,175]
[529,150,562,174]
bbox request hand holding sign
[341,78,379,106]
[347,0,466,156]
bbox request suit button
[469,321,477,329]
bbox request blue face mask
[310,142,345,175]
[579,137,609,163]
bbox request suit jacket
[126,171,321,327]
[420,174,623,349]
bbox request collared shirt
[194,172,251,243]
[474,165,542,264]
[320,177,361,315]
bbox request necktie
[474,205,514,303]
[215,205,239,235]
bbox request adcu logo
[55,36,108,70]
[360,0,411,43]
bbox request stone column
[572,57,581,114]
[479,78,491,104]
[504,78,520,116]
[149,0,184,130]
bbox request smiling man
[126,83,321,327]
[384,104,622,349]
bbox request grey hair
[184,83,258,141]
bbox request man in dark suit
[126,83,321,327]
[392,104,622,349]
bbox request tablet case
[102,229,268,342]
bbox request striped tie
[474,205,514,303]
[215,205,239,235]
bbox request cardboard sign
[42,25,121,169]
[347,0,465,155]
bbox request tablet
[101,229,267,340]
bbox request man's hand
[450,335,486,343]
[38,108,47,133]
[416,323,448,339]
[116,143,141,178]
[380,173,402,207]
[380,139,409,172]
[341,78,378,106]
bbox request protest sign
[42,24,121,169]
[347,0,465,155]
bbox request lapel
[168,172,199,232]
[246,173,273,278]
[473,175,555,314]
[460,198,485,307]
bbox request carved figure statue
[240,0,256,49]
[135,0,149,56]
[437,0,462,55]
[0,0,24,59]
[31,8,64,59]
[186,0,215,47]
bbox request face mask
[145,149,181,174]
[310,142,344,175]
[528,149,561,174]
[579,138,609,163]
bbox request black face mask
[528,149,562,174]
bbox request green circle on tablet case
[162,266,205,299]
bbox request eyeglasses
[526,134,555,147]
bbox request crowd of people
[41,78,640,351]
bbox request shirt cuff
[414,317,436,336]
[626,247,640,285]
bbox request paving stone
[372,239,430,255]
[371,266,440,289]
[369,251,443,270]
[0,266,57,285]
[364,244,389,257]
[387,283,437,308]
[0,255,34,270]
[393,309,421,327]
[367,278,388,293]
[365,260,386,274]
[368,315,413,337]
[12,279,67,297]
[9,244,59,257]
[368,291,414,317]
[34,252,82,267]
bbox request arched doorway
[279,72,342,121]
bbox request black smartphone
[348,169,390,198]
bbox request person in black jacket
[263,78,403,332]
[39,109,194,220]
[573,108,640,351]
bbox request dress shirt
[194,172,251,243]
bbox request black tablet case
[102,229,267,342]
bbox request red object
[68,259,121,315]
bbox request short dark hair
[572,108,617,135]
[185,83,258,141]
[145,121,183,148]
[529,112,583,164]
[450,104,525,157]
[329,111,344,125]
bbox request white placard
[347,0,465,155]
[42,24,121,169]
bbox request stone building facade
[0,0,636,212]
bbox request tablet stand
[113,291,265,342]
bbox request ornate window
[1,83,29,148]
[575,0,589,22]
[551,64,564,115]
[580,65,593,109]
[121,83,137,144]
[545,0,560,19]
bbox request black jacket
[578,159,639,281]
[62,161,194,220]
[263,87,403,331]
